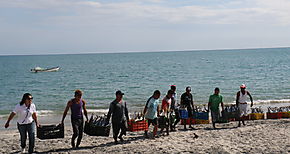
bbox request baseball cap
[115,90,124,95]
[240,84,246,89]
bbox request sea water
[0,48,289,117]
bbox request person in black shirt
[107,90,129,143]
[180,86,194,129]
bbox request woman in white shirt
[5,93,39,154]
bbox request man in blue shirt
[143,90,161,138]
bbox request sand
[1,118,289,154]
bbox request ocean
[0,48,289,117]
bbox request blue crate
[194,112,209,120]
[179,109,188,119]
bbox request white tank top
[239,91,248,103]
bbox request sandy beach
[1,118,289,154]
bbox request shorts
[211,111,220,123]
[238,103,248,117]
[187,106,193,117]
[147,118,158,127]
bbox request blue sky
[0,0,290,55]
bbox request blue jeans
[17,122,35,153]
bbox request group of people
[4,84,253,153]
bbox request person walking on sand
[143,90,161,138]
[5,93,39,154]
[61,89,88,148]
[180,86,194,130]
[107,90,129,143]
[208,87,224,129]
[169,85,180,131]
[160,90,174,135]
[236,84,253,127]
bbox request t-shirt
[13,103,36,124]
[162,96,172,113]
[145,97,159,120]
[180,93,193,107]
[107,100,129,123]
[209,94,223,112]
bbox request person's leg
[211,111,216,129]
[188,107,193,129]
[112,122,121,143]
[174,109,180,129]
[27,122,35,153]
[17,123,27,150]
[119,121,127,141]
[76,118,84,148]
[145,119,152,137]
[71,119,79,148]
[152,118,158,137]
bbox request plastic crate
[37,124,64,140]
[281,112,290,118]
[180,118,195,125]
[127,120,148,132]
[84,122,111,136]
[179,109,188,119]
[194,112,209,120]
[266,112,282,119]
[195,119,209,124]
[249,113,265,120]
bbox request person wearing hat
[180,86,194,130]
[107,90,129,143]
[236,84,253,127]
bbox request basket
[127,120,148,132]
[84,122,111,136]
[281,112,290,118]
[179,109,188,119]
[37,124,64,140]
[266,112,282,119]
[249,113,265,120]
[195,119,210,124]
[194,112,209,120]
[180,118,195,125]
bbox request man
[107,90,129,143]
[180,86,194,129]
[61,89,88,148]
[143,90,160,138]
[208,87,224,129]
[236,84,253,127]
[160,90,174,135]
[169,85,180,131]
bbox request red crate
[180,118,195,125]
[127,120,148,132]
[267,112,282,119]
[281,112,290,118]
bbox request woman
[5,93,39,154]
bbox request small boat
[31,66,60,73]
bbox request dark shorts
[147,118,158,126]
[211,111,220,123]
[187,106,193,117]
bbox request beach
[1,118,289,154]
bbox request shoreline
[0,118,289,153]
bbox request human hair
[74,89,83,96]
[170,85,176,91]
[20,93,32,105]
[215,87,220,91]
[153,90,161,96]
[167,89,174,95]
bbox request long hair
[20,93,32,105]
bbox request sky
[0,0,290,55]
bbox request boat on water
[31,66,60,73]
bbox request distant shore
[1,117,290,153]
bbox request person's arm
[247,91,253,107]
[125,102,129,121]
[157,105,160,117]
[5,112,16,128]
[208,96,212,112]
[107,102,114,122]
[32,112,39,127]
[82,100,89,121]
[221,95,224,111]
[191,94,194,109]
[236,92,240,107]
[61,101,72,124]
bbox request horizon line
[0,46,289,56]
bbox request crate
[194,112,209,120]
[37,124,64,140]
[266,112,282,119]
[84,122,111,136]
[249,113,265,120]
[281,112,290,118]
[180,118,195,125]
[195,119,210,124]
[179,109,188,119]
[127,120,148,132]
